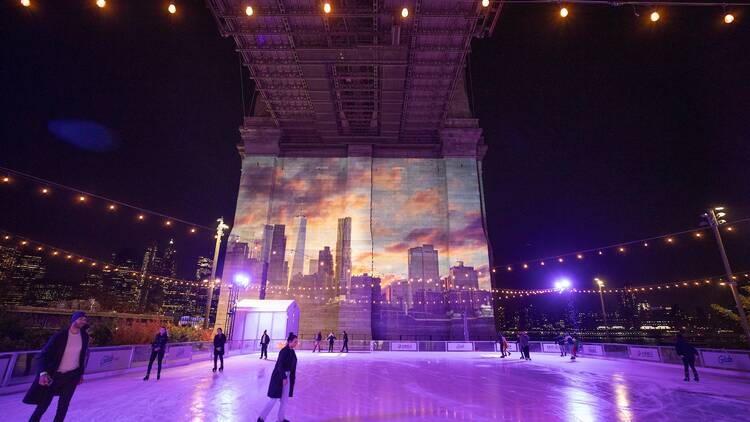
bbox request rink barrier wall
[2,339,748,395]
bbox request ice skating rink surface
[2,351,748,421]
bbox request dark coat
[151,333,168,353]
[343,333,348,343]
[261,333,270,345]
[213,333,227,355]
[267,345,297,398]
[23,328,89,405]
[675,338,698,358]
[327,334,336,344]
[315,333,322,342]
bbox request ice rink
[2,351,748,421]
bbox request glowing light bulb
[108,204,116,210]
[168,3,176,14]
[401,7,409,18]
[323,2,331,14]
[1,177,9,183]
[21,0,31,7]
[560,7,569,18]
[137,214,145,220]
[165,220,172,226]
[78,195,86,202]
[96,0,106,8]
[190,228,196,233]
[41,188,49,194]
[650,11,660,22]
[724,13,734,24]
[246,6,253,16]
[482,0,489,7]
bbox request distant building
[0,245,19,282]
[267,225,287,285]
[317,246,333,289]
[6,253,46,306]
[408,245,440,293]
[308,259,318,276]
[195,256,213,282]
[334,217,352,295]
[448,261,478,290]
[290,216,307,281]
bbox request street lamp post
[704,207,750,348]
[595,278,609,341]
[204,217,229,329]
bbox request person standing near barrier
[143,326,168,380]
[497,332,508,358]
[257,332,298,422]
[260,330,271,360]
[213,328,227,372]
[312,331,322,352]
[24,311,89,422]
[519,331,531,360]
[327,332,336,353]
[556,333,566,357]
[570,336,581,361]
[675,333,700,382]
[341,331,349,353]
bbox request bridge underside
[208,1,501,339]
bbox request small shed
[232,299,300,343]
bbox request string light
[137,214,145,220]
[108,204,116,211]
[21,0,30,7]
[245,6,253,16]
[482,0,490,7]
[41,188,49,194]
[78,195,86,202]
[1,177,9,183]
[724,12,735,24]
[650,10,660,22]
[168,3,176,15]
[666,237,674,243]
[323,2,331,14]
[401,7,409,18]
[560,6,569,18]
[96,0,106,8]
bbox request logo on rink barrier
[628,346,660,361]
[391,342,418,351]
[447,342,474,351]
[581,344,604,356]
[542,343,560,353]
[701,351,750,371]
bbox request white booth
[232,299,300,344]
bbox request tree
[711,286,750,327]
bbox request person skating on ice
[260,329,271,360]
[340,331,349,353]
[675,333,700,382]
[213,328,227,372]
[144,326,168,380]
[257,332,298,422]
[312,331,322,353]
[24,311,89,422]
[327,332,336,352]
[519,331,531,360]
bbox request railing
[2,339,748,395]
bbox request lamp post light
[703,207,750,348]
[204,217,230,329]
[595,278,609,341]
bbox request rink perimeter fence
[1,339,749,394]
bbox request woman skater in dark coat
[143,326,168,380]
[258,332,298,422]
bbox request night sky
[2,2,749,312]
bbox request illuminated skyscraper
[267,225,286,285]
[334,217,352,295]
[317,247,333,289]
[408,245,440,293]
[195,256,212,281]
[290,216,307,283]
[448,261,478,290]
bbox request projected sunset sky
[231,156,491,290]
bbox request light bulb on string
[724,13,735,24]
[560,6,569,18]
[245,5,253,16]
[401,7,409,18]
[96,0,106,8]
[323,2,331,14]
[21,0,31,7]
[650,10,660,22]
[482,0,489,7]
[1,176,9,183]
[41,188,49,194]
[168,3,176,14]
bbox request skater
[327,331,336,352]
[519,331,531,360]
[341,331,349,353]
[144,326,168,380]
[497,332,508,357]
[556,333,566,357]
[257,332,298,422]
[565,334,574,357]
[260,329,270,360]
[24,311,89,422]
[312,331,322,352]
[570,336,581,361]
[675,333,700,382]
[213,328,226,372]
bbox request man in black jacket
[143,326,168,380]
[260,329,270,360]
[213,328,227,372]
[675,333,700,382]
[23,311,89,422]
[340,331,349,353]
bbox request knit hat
[70,311,87,324]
